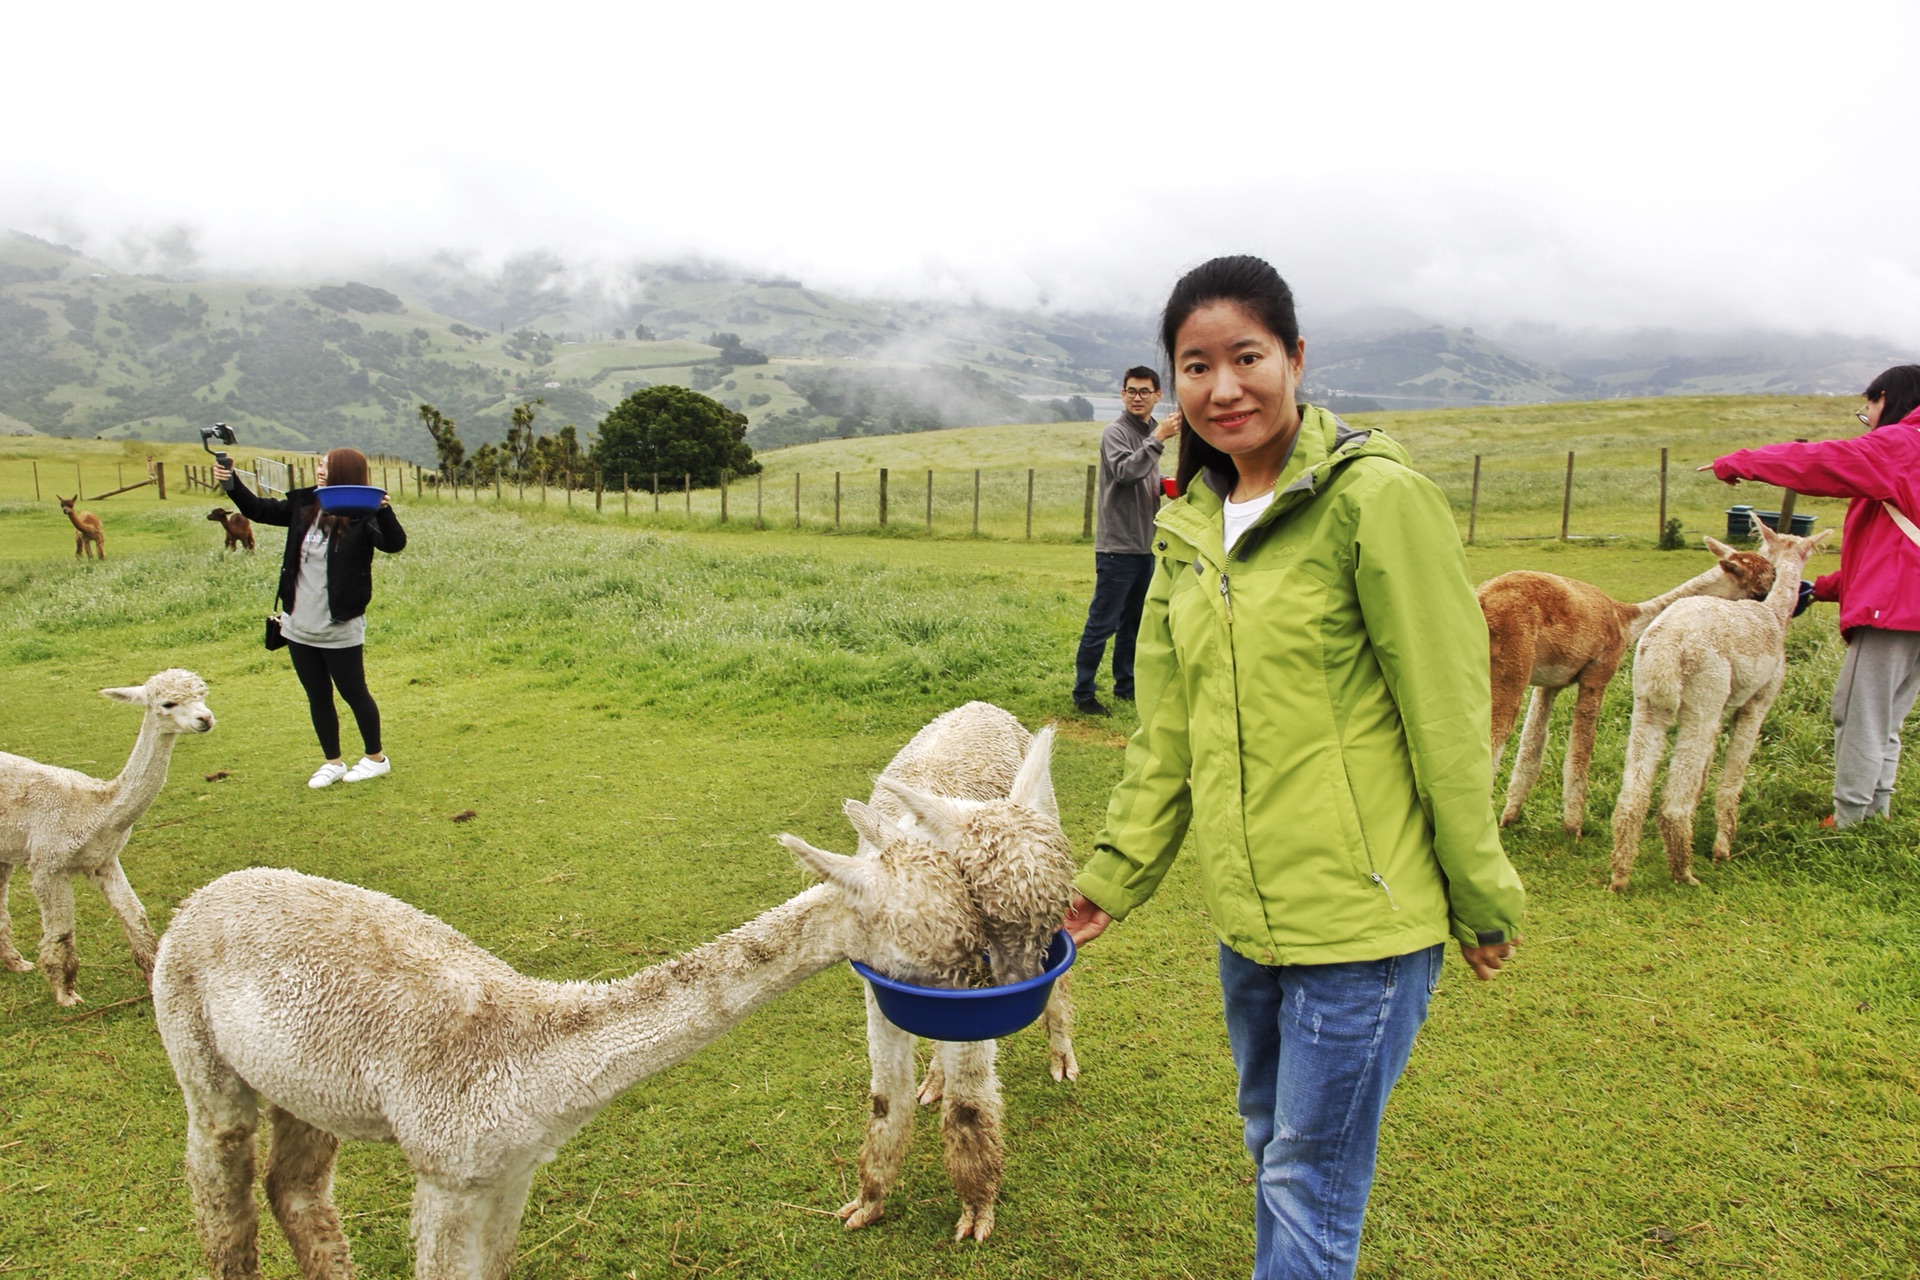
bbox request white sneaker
[308,762,348,789]
[343,755,391,783]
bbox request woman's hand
[1063,892,1112,946]
[1697,462,1738,483]
[212,462,232,484]
[1459,937,1517,980]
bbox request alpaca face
[100,669,215,735]
[778,825,987,986]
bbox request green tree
[505,397,544,475]
[418,402,465,475]
[591,385,759,488]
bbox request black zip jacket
[228,480,406,622]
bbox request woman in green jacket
[1064,256,1525,1280]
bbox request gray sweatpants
[1831,627,1920,826]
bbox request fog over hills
[1,231,1906,464]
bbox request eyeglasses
[1122,388,1158,398]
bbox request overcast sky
[7,0,1918,344]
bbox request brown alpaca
[206,507,255,552]
[1480,538,1774,835]
[1609,526,1832,890]
[59,495,105,560]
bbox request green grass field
[0,405,1915,1279]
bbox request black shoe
[1113,690,1135,702]
[1075,698,1111,717]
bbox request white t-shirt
[1223,490,1276,558]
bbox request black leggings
[286,640,382,760]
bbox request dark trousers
[287,640,382,760]
[1074,552,1155,703]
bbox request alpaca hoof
[1497,810,1519,829]
[1,954,32,973]
[915,1067,944,1106]
[1606,879,1629,893]
[838,1198,885,1230]
[1677,873,1701,886]
[1050,1048,1079,1082]
[954,1204,994,1242]
[54,989,84,1007]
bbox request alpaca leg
[936,1038,1005,1242]
[263,1106,354,1279]
[30,868,82,1005]
[1500,686,1558,827]
[180,1078,263,1279]
[841,984,916,1230]
[916,1054,945,1105]
[0,864,34,971]
[410,1174,493,1280]
[1561,677,1610,837]
[1609,701,1673,891]
[1044,972,1078,1083]
[473,1168,536,1280]
[1657,700,1724,887]
[89,858,158,981]
[1711,689,1778,863]
[1487,649,1533,783]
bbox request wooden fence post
[416,465,422,499]
[721,472,729,523]
[794,472,801,528]
[32,460,39,500]
[1658,447,1668,542]
[1776,439,1807,527]
[925,469,933,533]
[972,469,980,536]
[566,469,573,508]
[1560,451,1575,542]
[755,471,763,529]
[1467,454,1481,545]
[684,473,690,514]
[653,472,659,514]
[879,468,889,527]
[154,462,166,500]
[834,472,841,528]
[540,470,547,506]
[623,473,629,516]
[496,470,502,503]
[1082,463,1096,539]
[1026,468,1035,540]
[595,469,603,513]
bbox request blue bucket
[315,484,386,513]
[852,930,1075,1041]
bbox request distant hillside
[3,232,1907,464]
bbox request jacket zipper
[1370,872,1400,910]
[1219,571,1233,624]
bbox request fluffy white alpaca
[152,841,987,1280]
[0,669,214,1004]
[810,701,1077,1242]
[1609,525,1832,890]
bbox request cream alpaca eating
[0,668,213,1005]
[1609,524,1832,890]
[152,832,992,1280]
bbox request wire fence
[0,448,1833,547]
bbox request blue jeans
[1074,552,1155,702]
[1219,942,1443,1280]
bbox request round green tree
[591,385,760,488]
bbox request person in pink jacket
[1708,364,1920,827]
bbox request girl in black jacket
[217,448,407,788]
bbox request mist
[6,0,1918,347]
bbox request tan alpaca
[153,842,989,1280]
[0,670,214,1004]
[820,702,1077,1242]
[1480,540,1774,835]
[59,494,105,559]
[1609,525,1832,890]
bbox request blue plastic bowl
[851,930,1075,1041]
[315,484,386,513]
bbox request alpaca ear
[870,776,969,843]
[1808,528,1835,550]
[777,833,881,900]
[842,798,902,853]
[1703,535,1736,560]
[100,685,147,705]
[1008,726,1059,822]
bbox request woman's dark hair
[301,446,373,542]
[1159,256,1302,495]
[1863,365,1920,430]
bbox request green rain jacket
[1074,407,1525,966]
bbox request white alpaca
[1609,525,1832,890]
[152,839,989,1280]
[0,669,214,1005]
[811,702,1077,1242]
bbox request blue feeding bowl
[851,930,1075,1041]
[315,485,386,513]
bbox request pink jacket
[1712,407,1920,636]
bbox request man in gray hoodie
[1073,366,1180,715]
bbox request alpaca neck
[1626,562,1736,644]
[1760,553,1808,629]
[101,715,177,832]
[552,884,852,1115]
